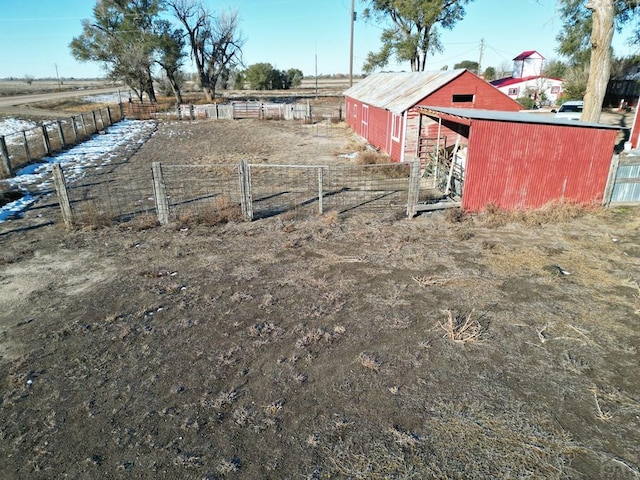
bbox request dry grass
[478,200,601,228]
[439,309,484,343]
[73,203,116,230]
[357,352,382,371]
[174,195,243,226]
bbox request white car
[552,101,583,121]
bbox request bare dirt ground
[1,113,640,479]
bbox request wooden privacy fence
[52,159,422,227]
[0,104,124,179]
[177,101,342,122]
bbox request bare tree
[168,0,244,101]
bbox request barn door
[361,105,369,138]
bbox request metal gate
[608,155,640,204]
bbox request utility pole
[54,63,61,91]
[478,39,484,76]
[349,0,355,87]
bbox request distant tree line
[69,0,305,104]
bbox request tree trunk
[170,79,183,104]
[145,69,157,103]
[582,0,614,123]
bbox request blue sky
[0,0,636,79]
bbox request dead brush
[355,151,410,179]
[357,352,381,371]
[74,203,115,230]
[479,200,600,228]
[439,309,484,343]
[295,327,334,348]
[174,195,242,226]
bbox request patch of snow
[0,119,157,223]
[0,118,38,137]
[82,92,124,104]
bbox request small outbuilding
[416,107,622,212]
[343,69,522,163]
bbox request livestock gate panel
[247,163,413,220]
[233,102,262,119]
[160,164,243,221]
[609,156,640,204]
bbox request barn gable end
[344,70,522,163]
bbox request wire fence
[0,105,124,178]
[52,159,421,227]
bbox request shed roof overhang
[417,106,625,130]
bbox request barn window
[508,87,519,96]
[353,103,358,118]
[452,94,474,103]
[550,86,560,94]
[391,113,402,141]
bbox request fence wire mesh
[248,163,411,219]
[53,160,418,227]
[61,158,155,227]
[160,164,244,223]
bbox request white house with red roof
[491,51,564,106]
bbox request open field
[0,79,120,97]
[0,110,639,479]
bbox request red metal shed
[343,69,522,163]
[417,107,622,212]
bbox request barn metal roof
[418,106,624,130]
[343,70,467,115]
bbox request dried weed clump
[174,194,242,226]
[73,203,116,230]
[479,200,600,228]
[358,352,382,371]
[439,309,484,343]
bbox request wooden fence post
[602,154,620,206]
[98,109,105,130]
[71,116,79,143]
[79,113,87,137]
[151,162,170,226]
[41,125,51,155]
[318,167,324,214]
[0,136,12,177]
[238,159,253,221]
[91,111,98,134]
[56,120,66,149]
[22,131,31,164]
[52,164,73,228]
[406,160,421,218]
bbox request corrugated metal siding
[462,121,617,211]
[610,162,640,203]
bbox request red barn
[343,69,522,163]
[417,107,622,212]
